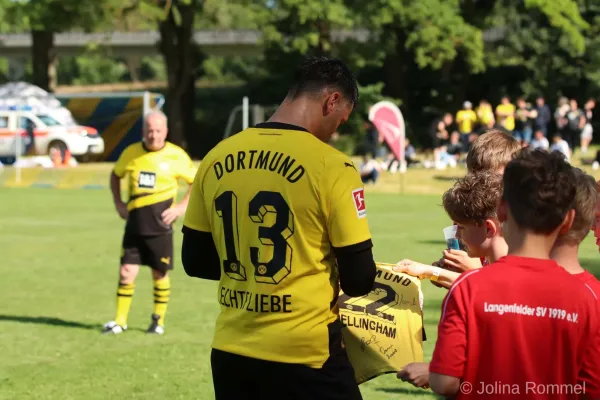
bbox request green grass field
[1,172,599,399]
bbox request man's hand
[397,362,430,388]
[162,204,185,225]
[115,201,128,220]
[394,260,432,279]
[442,249,482,271]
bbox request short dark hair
[503,149,576,234]
[287,56,358,108]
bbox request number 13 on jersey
[215,190,295,285]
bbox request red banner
[368,101,406,170]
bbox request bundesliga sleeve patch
[352,188,367,218]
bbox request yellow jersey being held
[114,142,196,235]
[339,263,425,384]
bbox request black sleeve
[181,226,221,281]
[333,239,376,297]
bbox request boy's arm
[429,275,470,397]
[430,373,461,397]
[394,260,460,289]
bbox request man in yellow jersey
[475,99,495,132]
[102,111,196,335]
[182,56,377,400]
[495,95,515,134]
[455,101,477,146]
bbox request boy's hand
[394,260,432,279]
[397,362,431,388]
[442,249,483,271]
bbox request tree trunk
[316,19,331,56]
[382,27,408,103]
[31,30,56,92]
[158,2,197,148]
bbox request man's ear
[558,209,576,235]
[324,92,341,115]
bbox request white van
[0,106,104,159]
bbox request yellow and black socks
[153,276,171,327]
[115,282,135,327]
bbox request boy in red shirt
[429,149,600,399]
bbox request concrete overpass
[0,29,373,58]
[0,28,504,58]
[0,28,504,80]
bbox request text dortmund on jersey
[213,150,305,183]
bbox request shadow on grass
[433,175,462,182]
[376,386,437,397]
[0,315,100,331]
[417,239,447,246]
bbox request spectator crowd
[428,96,596,169]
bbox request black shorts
[121,233,173,272]
[211,335,362,400]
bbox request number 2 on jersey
[215,191,294,284]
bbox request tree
[476,0,590,100]
[118,0,202,147]
[6,0,116,92]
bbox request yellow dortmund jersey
[496,103,516,131]
[456,109,477,133]
[183,122,372,368]
[114,142,196,235]
[339,263,424,384]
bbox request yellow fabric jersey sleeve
[114,142,195,235]
[339,263,425,384]
[182,123,373,369]
[321,155,372,248]
[173,147,197,185]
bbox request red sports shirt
[574,270,600,398]
[430,256,600,399]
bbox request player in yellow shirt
[496,96,516,133]
[476,99,495,131]
[456,101,477,133]
[182,57,377,400]
[102,111,196,335]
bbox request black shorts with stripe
[121,232,174,272]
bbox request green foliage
[525,0,588,56]
[73,56,128,85]
[351,0,485,73]
[5,0,600,151]
[6,0,117,32]
[262,0,353,54]
[199,0,269,29]
[140,56,168,81]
